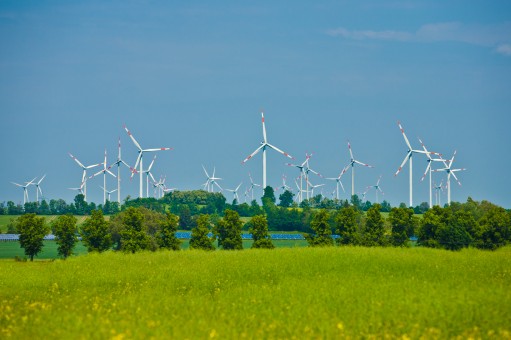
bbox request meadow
[1,246,510,339]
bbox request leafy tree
[24,202,38,214]
[213,209,243,250]
[80,210,112,252]
[380,200,392,212]
[476,206,511,250]
[179,205,193,230]
[7,201,23,215]
[249,215,274,249]
[249,200,264,216]
[305,209,334,247]
[190,214,215,251]
[262,186,276,205]
[278,190,294,208]
[350,194,362,210]
[74,194,87,215]
[418,206,451,248]
[362,204,387,246]
[388,207,415,247]
[52,214,78,259]
[38,199,51,215]
[15,214,49,261]
[335,206,360,245]
[120,207,151,253]
[437,224,472,251]
[157,212,181,250]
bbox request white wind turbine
[276,174,292,193]
[326,171,346,201]
[225,183,243,203]
[433,180,444,207]
[202,165,222,192]
[142,155,158,198]
[341,140,374,198]
[418,138,444,208]
[366,175,384,204]
[34,174,46,202]
[11,177,37,205]
[124,124,173,198]
[433,151,466,205]
[89,150,117,205]
[394,121,428,207]
[287,153,322,201]
[112,137,133,204]
[242,112,294,189]
[306,178,325,198]
[247,172,261,200]
[68,153,102,201]
[99,186,118,202]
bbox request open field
[1,246,510,338]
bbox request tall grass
[1,247,510,338]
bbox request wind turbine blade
[124,124,143,151]
[242,144,264,164]
[69,152,86,168]
[376,175,382,186]
[339,180,345,193]
[143,147,173,152]
[347,140,355,160]
[420,163,431,182]
[398,121,413,150]
[149,172,157,183]
[450,171,462,186]
[106,169,117,178]
[131,153,142,179]
[394,152,411,176]
[11,182,23,187]
[261,111,267,144]
[202,164,210,178]
[214,181,223,191]
[267,143,294,160]
[147,155,157,171]
[354,160,374,168]
[86,163,103,169]
[38,174,46,184]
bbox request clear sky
[1,1,510,208]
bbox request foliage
[178,205,193,230]
[52,214,78,259]
[262,186,276,205]
[249,215,274,249]
[157,212,181,250]
[476,205,510,250]
[15,213,49,261]
[119,207,152,253]
[278,190,294,208]
[190,214,215,251]
[213,209,243,250]
[418,206,451,249]
[335,206,361,245]
[80,210,112,252]
[305,209,334,247]
[361,204,387,247]
[388,207,416,247]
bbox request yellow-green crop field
[1,246,510,339]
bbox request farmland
[1,246,510,338]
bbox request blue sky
[1,0,510,208]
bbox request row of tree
[13,207,276,260]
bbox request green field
[1,246,510,338]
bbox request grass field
[1,246,510,338]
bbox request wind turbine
[366,175,384,204]
[418,138,444,208]
[202,165,222,192]
[124,124,173,198]
[225,183,243,203]
[34,174,46,202]
[433,151,466,205]
[433,180,444,207]
[99,186,118,202]
[89,150,117,205]
[306,178,325,198]
[287,153,322,201]
[276,174,292,192]
[11,177,37,205]
[242,111,294,189]
[326,171,346,201]
[247,172,261,200]
[143,155,157,198]
[68,153,102,201]
[341,140,374,198]
[112,137,133,204]
[394,121,428,207]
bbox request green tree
[74,194,87,215]
[80,210,112,252]
[179,205,193,230]
[52,214,78,259]
[350,194,362,210]
[418,206,451,248]
[120,207,151,253]
[305,209,334,247]
[157,212,181,250]
[476,206,511,250]
[278,190,294,208]
[437,224,472,251]
[262,186,276,205]
[38,199,51,215]
[15,214,49,261]
[249,215,274,249]
[335,206,360,245]
[213,209,243,250]
[388,207,415,247]
[190,214,215,251]
[362,204,387,246]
